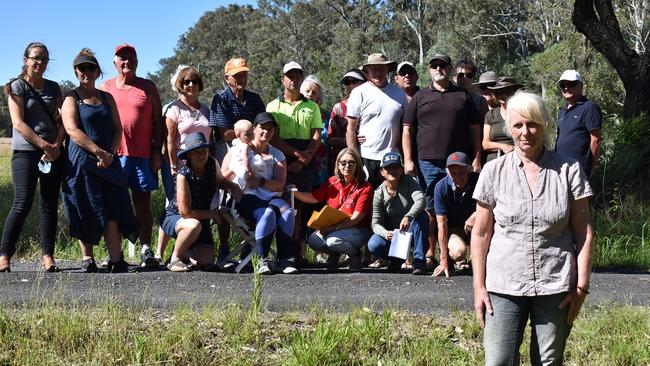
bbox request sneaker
[108,254,129,273]
[280,259,299,274]
[140,249,158,268]
[81,258,98,273]
[99,256,110,269]
[257,258,272,275]
[316,253,328,264]
[154,256,164,266]
[412,263,427,275]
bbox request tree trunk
[573,0,650,118]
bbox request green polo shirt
[266,95,322,140]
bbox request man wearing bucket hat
[346,53,408,188]
[402,53,481,270]
[555,70,602,177]
[101,43,163,268]
[432,152,479,277]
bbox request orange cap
[224,58,249,75]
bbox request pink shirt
[104,77,154,157]
[165,99,211,150]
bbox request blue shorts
[119,156,158,192]
[159,212,214,248]
[419,159,447,210]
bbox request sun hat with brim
[338,70,366,84]
[473,71,498,86]
[253,112,278,127]
[362,53,397,72]
[73,55,99,67]
[177,132,215,160]
[283,61,303,74]
[557,69,582,84]
[487,77,524,91]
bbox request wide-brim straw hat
[362,53,397,72]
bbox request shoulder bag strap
[22,79,58,124]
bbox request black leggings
[0,150,63,257]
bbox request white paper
[388,229,412,260]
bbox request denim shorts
[418,159,447,210]
[159,212,214,248]
[119,156,158,192]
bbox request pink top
[166,99,211,150]
[103,77,154,157]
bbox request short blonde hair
[506,91,554,146]
[233,119,253,134]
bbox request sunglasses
[28,56,50,63]
[457,72,475,79]
[343,78,362,85]
[339,160,356,167]
[398,70,417,77]
[559,81,579,89]
[430,62,449,69]
[76,63,97,73]
[183,79,198,86]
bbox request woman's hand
[433,261,450,277]
[399,217,410,232]
[95,148,114,169]
[559,288,588,325]
[42,143,61,161]
[474,287,493,328]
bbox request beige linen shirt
[473,149,592,296]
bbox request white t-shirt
[346,82,407,160]
[231,144,286,201]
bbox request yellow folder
[307,205,351,230]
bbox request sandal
[41,255,60,272]
[167,259,190,272]
[368,258,388,268]
[401,259,413,270]
[0,256,10,273]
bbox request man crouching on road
[433,152,479,277]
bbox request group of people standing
[3,41,600,365]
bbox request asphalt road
[1,260,648,314]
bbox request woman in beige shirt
[471,91,594,365]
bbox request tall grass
[0,300,648,365]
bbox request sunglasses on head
[183,79,198,86]
[76,63,97,73]
[559,81,579,89]
[457,72,475,79]
[430,62,449,69]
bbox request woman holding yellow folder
[294,148,372,272]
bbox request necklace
[180,99,201,121]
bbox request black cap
[253,112,278,127]
[73,54,99,67]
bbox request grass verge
[0,301,648,365]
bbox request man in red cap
[100,43,163,268]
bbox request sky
[1,0,256,85]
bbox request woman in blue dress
[60,49,138,273]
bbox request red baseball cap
[115,43,136,55]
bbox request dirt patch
[0,138,11,156]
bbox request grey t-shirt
[372,175,426,239]
[10,78,61,150]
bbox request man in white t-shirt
[346,53,408,188]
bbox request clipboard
[307,205,351,230]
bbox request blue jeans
[484,292,572,366]
[307,227,368,256]
[367,211,429,263]
[418,159,446,210]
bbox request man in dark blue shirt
[555,70,602,177]
[209,58,265,264]
[432,152,479,277]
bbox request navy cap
[381,152,403,168]
[446,151,470,167]
[177,132,215,160]
[253,112,278,127]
